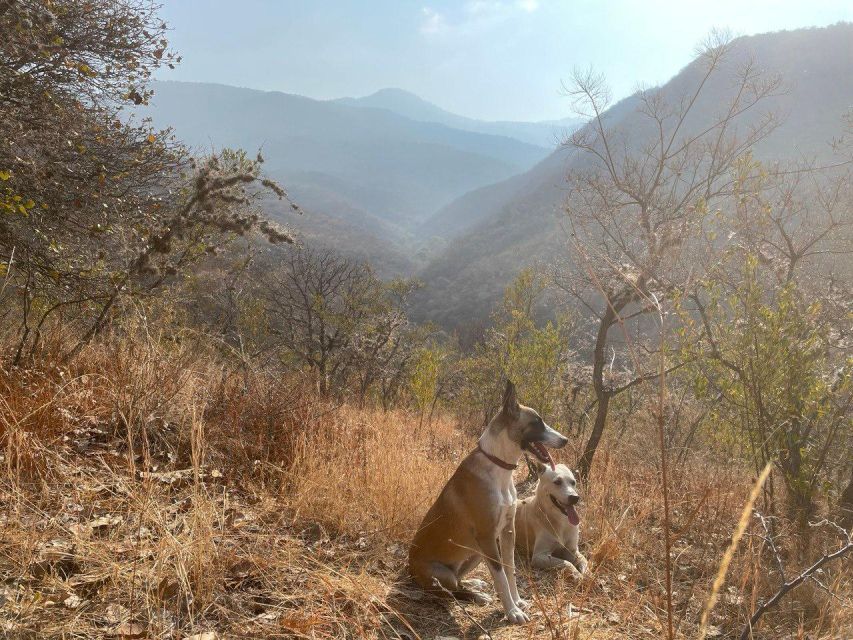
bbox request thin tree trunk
[62,284,123,363]
[839,466,853,528]
[578,310,615,479]
[578,392,609,480]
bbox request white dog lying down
[515,463,588,579]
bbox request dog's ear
[502,380,519,417]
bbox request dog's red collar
[476,443,518,471]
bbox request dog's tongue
[535,442,556,471]
[566,505,580,526]
[544,447,555,471]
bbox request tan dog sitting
[515,463,588,579]
[408,381,568,624]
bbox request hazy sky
[158,1,852,122]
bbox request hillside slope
[7,332,838,640]
[412,23,853,332]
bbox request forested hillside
[413,23,853,332]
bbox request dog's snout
[543,424,569,449]
[567,495,579,506]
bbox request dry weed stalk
[698,462,773,639]
[654,293,674,640]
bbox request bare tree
[560,32,782,478]
[349,279,422,406]
[259,247,418,396]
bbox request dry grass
[1,332,851,639]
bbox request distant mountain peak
[335,88,579,148]
[363,87,425,100]
[336,87,456,122]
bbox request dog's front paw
[470,591,492,606]
[505,606,530,624]
[575,554,589,574]
[565,562,584,581]
[515,597,530,610]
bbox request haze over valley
[147,23,853,332]
[146,81,578,275]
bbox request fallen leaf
[90,514,122,529]
[227,559,254,580]
[156,576,179,602]
[104,603,128,625]
[254,611,278,622]
[111,622,147,639]
[69,573,109,596]
[566,604,593,619]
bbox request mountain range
[335,88,582,148]
[146,23,853,333]
[145,82,566,273]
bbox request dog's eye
[554,478,563,486]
